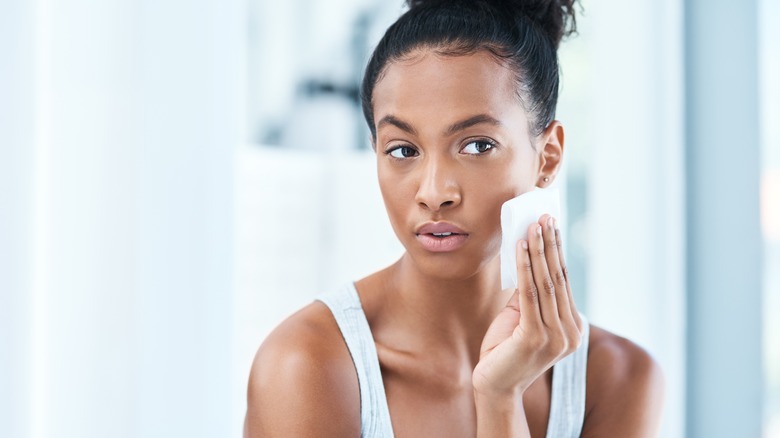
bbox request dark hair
[361,0,579,140]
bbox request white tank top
[317,282,590,438]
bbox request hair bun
[405,0,443,8]
[405,0,579,48]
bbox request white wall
[0,2,36,437]
[0,0,244,436]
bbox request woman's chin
[404,250,499,282]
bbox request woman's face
[372,49,548,280]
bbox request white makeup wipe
[500,188,561,290]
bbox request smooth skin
[245,49,664,437]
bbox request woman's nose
[414,159,462,212]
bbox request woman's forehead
[372,50,526,132]
[375,50,516,98]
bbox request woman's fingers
[515,239,542,327]
[475,218,582,395]
[539,215,570,320]
[540,215,582,355]
[514,214,581,352]
[554,224,583,332]
[527,221,560,329]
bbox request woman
[245,0,664,436]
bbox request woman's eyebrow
[377,115,418,135]
[444,114,502,136]
[376,113,502,137]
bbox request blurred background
[0,0,777,437]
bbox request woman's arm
[473,215,584,437]
[474,391,531,437]
[244,303,361,438]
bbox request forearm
[474,391,531,438]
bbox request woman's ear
[535,121,565,188]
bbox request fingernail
[521,240,528,250]
[536,225,543,236]
[548,217,554,229]
[553,218,558,230]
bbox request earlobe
[536,121,565,187]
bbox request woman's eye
[388,146,419,159]
[461,140,495,155]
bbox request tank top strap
[546,313,590,438]
[316,283,395,438]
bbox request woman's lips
[415,233,468,252]
[414,222,469,252]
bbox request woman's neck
[360,252,512,366]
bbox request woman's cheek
[482,193,510,253]
[471,165,529,253]
[377,173,414,242]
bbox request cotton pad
[500,188,561,290]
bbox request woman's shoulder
[244,301,360,437]
[587,324,661,378]
[251,301,352,369]
[582,324,665,435]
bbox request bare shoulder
[582,324,665,437]
[244,301,360,438]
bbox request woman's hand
[472,214,583,398]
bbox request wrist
[472,377,526,402]
[474,387,523,410]
[473,389,530,438]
